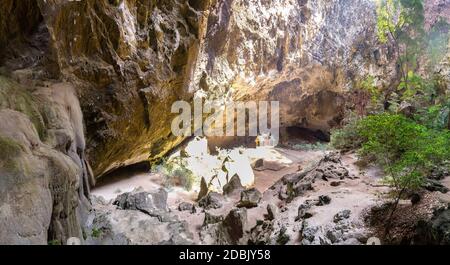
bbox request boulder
[334,210,352,223]
[203,212,224,226]
[296,202,313,221]
[238,188,262,208]
[410,193,421,205]
[251,159,264,169]
[178,202,196,214]
[318,195,332,206]
[267,204,279,221]
[87,201,194,245]
[197,177,209,201]
[223,208,248,244]
[423,179,449,193]
[198,192,224,210]
[398,102,416,118]
[113,188,169,219]
[366,237,381,245]
[223,174,244,197]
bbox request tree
[356,113,450,239]
[376,0,425,104]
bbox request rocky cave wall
[1,0,401,179]
[1,0,449,244]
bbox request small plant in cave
[91,228,102,238]
[47,239,61,246]
[330,111,364,151]
[151,157,197,191]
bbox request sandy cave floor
[91,146,397,244]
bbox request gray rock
[276,226,290,245]
[252,158,264,169]
[398,101,416,118]
[113,188,168,218]
[223,174,244,196]
[330,181,342,187]
[87,203,194,245]
[334,210,352,223]
[238,188,262,208]
[267,203,279,221]
[296,201,314,221]
[423,179,449,193]
[326,229,343,243]
[178,202,196,213]
[198,192,224,210]
[223,208,248,244]
[197,177,209,201]
[318,195,331,206]
[203,212,224,226]
[366,237,381,245]
[301,223,319,242]
[338,238,361,245]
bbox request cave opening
[91,122,331,207]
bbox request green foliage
[332,112,449,196]
[48,239,61,245]
[376,0,403,44]
[414,101,450,130]
[151,157,196,191]
[91,228,102,238]
[376,0,426,102]
[356,113,449,193]
[360,76,381,104]
[330,112,364,151]
[0,76,46,140]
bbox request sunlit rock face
[192,0,397,133]
[32,0,212,176]
[164,137,291,194]
[1,0,447,179]
[172,137,256,192]
[1,0,396,178]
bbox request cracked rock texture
[0,0,449,244]
[0,0,403,179]
[0,78,92,244]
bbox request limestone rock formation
[0,0,449,245]
[222,174,244,197]
[0,0,401,179]
[87,195,194,245]
[0,78,92,245]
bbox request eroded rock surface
[0,78,92,245]
[0,0,406,178]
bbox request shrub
[151,157,196,191]
[91,228,102,238]
[330,113,364,151]
[414,101,450,130]
[291,142,329,151]
[355,113,449,238]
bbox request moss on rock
[0,76,46,139]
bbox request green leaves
[376,0,399,43]
[355,113,449,192]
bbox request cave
[0,0,450,249]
